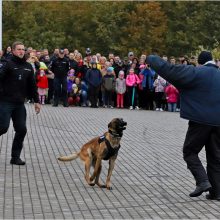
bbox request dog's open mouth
[118,121,127,131]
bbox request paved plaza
[0,104,219,219]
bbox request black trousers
[47,78,54,103]
[0,101,27,159]
[88,85,100,107]
[155,92,164,109]
[104,90,113,106]
[183,121,220,196]
[53,77,68,105]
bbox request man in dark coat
[0,41,41,165]
[147,51,220,201]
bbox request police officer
[0,41,41,165]
[147,51,220,201]
[50,49,70,107]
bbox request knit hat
[198,51,213,65]
[107,67,114,72]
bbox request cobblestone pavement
[0,104,220,219]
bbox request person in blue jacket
[85,61,102,108]
[147,51,220,201]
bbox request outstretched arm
[147,55,197,89]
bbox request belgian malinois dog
[58,118,127,190]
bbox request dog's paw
[89,182,95,186]
[106,186,113,190]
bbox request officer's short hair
[12,41,24,50]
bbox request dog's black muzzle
[117,119,127,132]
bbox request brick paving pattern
[0,104,219,219]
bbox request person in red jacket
[165,83,179,112]
[36,69,48,104]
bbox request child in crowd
[153,75,167,111]
[102,67,115,108]
[126,68,141,110]
[115,70,126,108]
[36,69,48,104]
[68,82,81,106]
[75,77,88,107]
[67,69,75,96]
[165,83,179,112]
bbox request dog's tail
[58,152,79,162]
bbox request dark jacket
[85,68,102,87]
[147,55,220,126]
[0,55,39,103]
[102,74,115,91]
[50,57,70,78]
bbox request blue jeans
[81,90,87,105]
[168,103,177,112]
[0,101,27,159]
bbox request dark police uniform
[0,55,39,160]
[50,57,70,106]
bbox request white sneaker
[160,108,163,111]
[155,108,159,111]
[135,106,140,110]
[176,108,180,112]
[129,106,133,110]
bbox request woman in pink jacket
[165,84,179,112]
[126,68,141,110]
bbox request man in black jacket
[50,49,70,107]
[0,41,41,165]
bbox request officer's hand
[34,103,41,114]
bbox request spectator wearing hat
[147,51,220,201]
[50,49,70,107]
[102,67,115,108]
[85,61,102,108]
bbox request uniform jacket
[50,57,70,78]
[147,55,220,126]
[0,55,39,103]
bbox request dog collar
[108,129,122,137]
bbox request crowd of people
[1,45,220,112]
[0,41,220,201]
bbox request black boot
[189,181,212,197]
[10,158,26,166]
[206,193,220,201]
